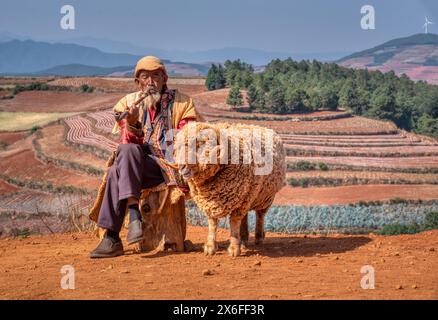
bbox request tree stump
[134,184,187,253]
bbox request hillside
[338,33,438,84]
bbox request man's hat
[134,56,167,78]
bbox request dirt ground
[0,226,436,300]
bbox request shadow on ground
[139,235,372,258]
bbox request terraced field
[48,77,207,96]
[205,115,399,135]
[87,110,114,134]
[1,77,438,236]
[0,136,101,193]
[0,91,121,113]
[35,124,106,172]
[64,115,118,152]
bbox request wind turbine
[423,16,434,34]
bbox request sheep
[173,121,286,257]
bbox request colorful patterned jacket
[111,87,204,189]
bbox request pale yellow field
[0,111,79,131]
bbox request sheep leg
[240,213,249,250]
[228,215,242,257]
[255,209,267,245]
[204,217,218,256]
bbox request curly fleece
[175,122,286,219]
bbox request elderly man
[90,56,202,258]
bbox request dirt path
[0,226,436,300]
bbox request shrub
[80,84,94,93]
[287,178,300,187]
[11,227,31,239]
[295,161,316,171]
[423,211,438,230]
[377,211,438,235]
[31,126,41,134]
[389,197,408,204]
[377,223,422,235]
[318,162,329,171]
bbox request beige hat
[134,56,167,78]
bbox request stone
[202,269,213,276]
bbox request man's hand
[125,104,140,124]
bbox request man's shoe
[90,238,124,259]
[127,220,144,245]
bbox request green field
[0,111,79,131]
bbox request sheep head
[174,122,223,184]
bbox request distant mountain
[32,64,133,77]
[0,40,209,76]
[51,36,173,59]
[173,47,349,65]
[0,31,30,42]
[0,39,139,74]
[32,63,209,77]
[338,33,438,84]
[25,35,350,64]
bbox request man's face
[135,69,166,94]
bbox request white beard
[144,87,161,109]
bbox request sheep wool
[174,121,286,256]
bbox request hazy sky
[1,0,437,53]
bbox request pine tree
[205,64,218,91]
[227,86,243,106]
[266,86,286,114]
[247,84,257,109]
[284,88,310,113]
[205,64,226,90]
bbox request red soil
[0,90,13,97]
[206,116,397,134]
[284,143,438,155]
[0,226,436,299]
[0,131,28,145]
[286,170,438,185]
[0,91,122,112]
[0,77,54,85]
[274,185,438,206]
[47,77,206,96]
[0,137,100,192]
[0,179,19,194]
[286,155,438,170]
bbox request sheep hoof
[228,244,241,257]
[204,243,217,256]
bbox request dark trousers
[97,143,165,232]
